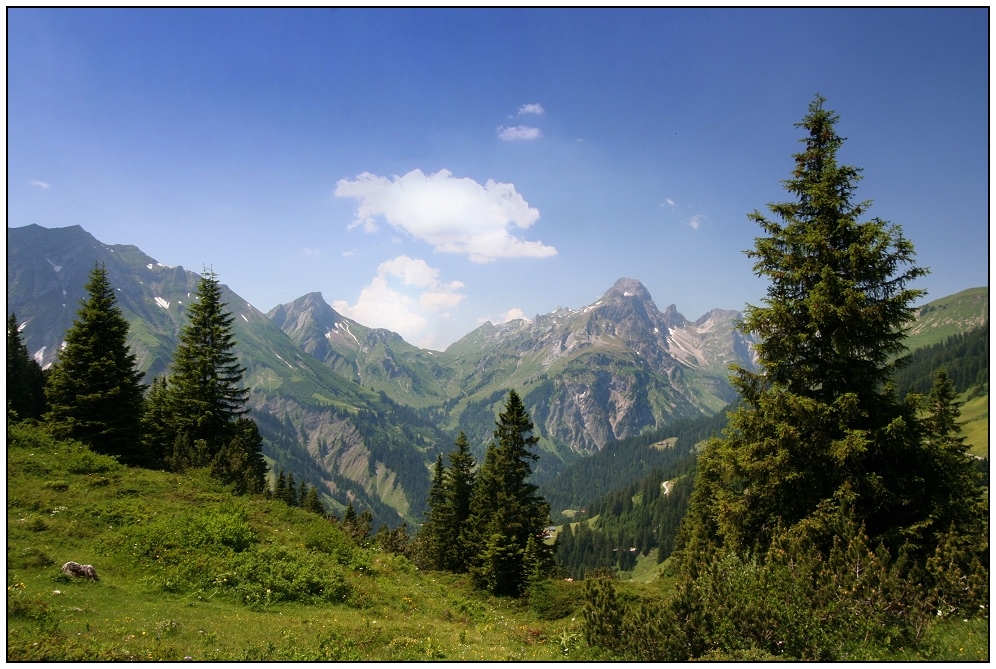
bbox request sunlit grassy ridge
[6,423,588,661]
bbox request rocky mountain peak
[603,278,655,306]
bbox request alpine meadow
[6,8,989,660]
[8,92,987,661]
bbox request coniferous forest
[7,96,988,661]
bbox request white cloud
[300,247,321,256]
[516,103,545,116]
[497,125,542,141]
[30,180,51,189]
[500,308,527,323]
[341,250,356,257]
[477,307,528,326]
[689,214,705,230]
[662,198,676,208]
[332,256,464,347]
[335,169,556,263]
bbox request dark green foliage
[417,454,450,569]
[302,484,326,515]
[43,264,149,466]
[416,432,477,572]
[159,269,250,466]
[465,390,553,596]
[374,522,411,556]
[210,418,268,495]
[679,96,980,562]
[7,313,47,421]
[340,503,373,546]
[286,472,298,506]
[583,508,935,660]
[579,97,988,661]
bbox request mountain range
[7,224,987,525]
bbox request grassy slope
[905,287,989,351]
[8,424,985,661]
[6,424,586,661]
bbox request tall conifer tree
[7,313,47,420]
[167,269,249,461]
[465,390,552,596]
[44,264,149,465]
[679,96,978,563]
[444,432,477,572]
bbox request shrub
[66,445,121,475]
[224,544,353,608]
[527,578,582,620]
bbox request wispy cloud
[515,103,545,117]
[332,255,464,348]
[689,214,705,230]
[662,198,676,208]
[300,247,321,256]
[341,250,356,257]
[335,169,556,263]
[497,125,542,141]
[29,180,51,189]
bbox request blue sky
[8,8,989,349]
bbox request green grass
[8,422,985,661]
[958,392,989,458]
[906,287,989,351]
[6,423,586,661]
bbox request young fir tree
[209,417,268,495]
[419,453,450,569]
[7,313,47,421]
[465,390,552,596]
[164,269,250,466]
[302,485,326,515]
[678,95,979,564]
[44,264,150,466]
[443,432,477,572]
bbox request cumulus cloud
[689,214,705,230]
[497,125,542,141]
[516,103,545,116]
[334,169,556,263]
[29,180,51,189]
[332,255,464,346]
[499,308,527,323]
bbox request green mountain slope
[6,423,586,661]
[906,287,988,350]
[6,224,446,527]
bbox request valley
[7,223,988,528]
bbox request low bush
[224,544,353,608]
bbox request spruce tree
[44,264,149,466]
[465,390,552,596]
[210,417,268,495]
[679,95,979,564]
[444,432,477,572]
[165,269,250,465]
[419,453,450,569]
[302,485,326,515]
[7,313,47,421]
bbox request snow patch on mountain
[155,297,170,309]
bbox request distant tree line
[893,323,988,397]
